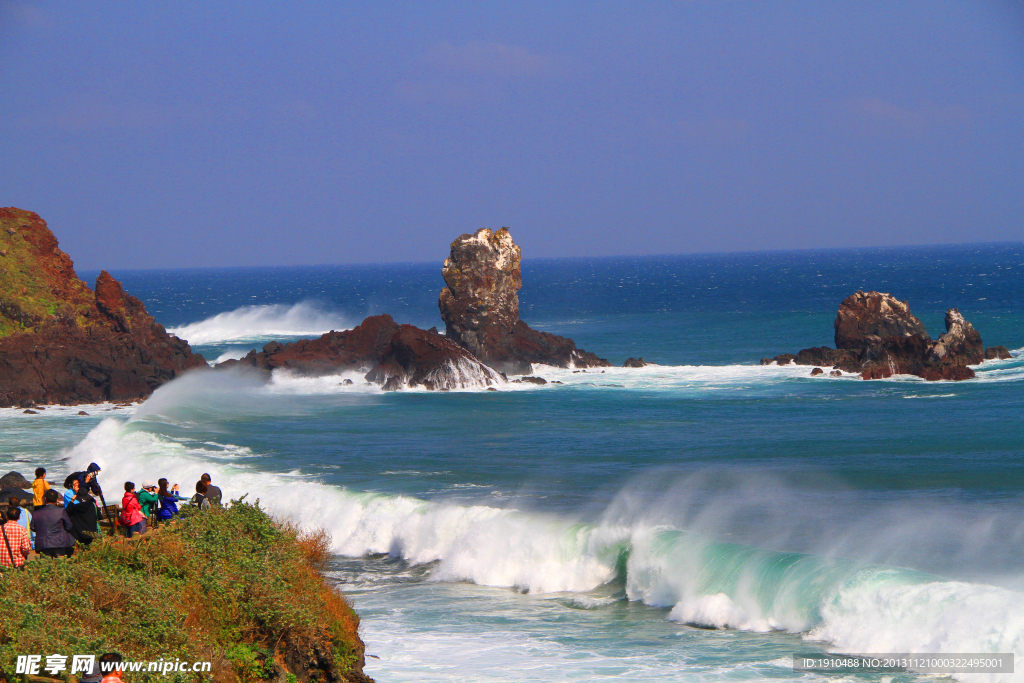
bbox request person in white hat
[137,480,160,523]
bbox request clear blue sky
[1,1,1021,269]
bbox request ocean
[2,243,1022,683]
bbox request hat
[141,479,154,488]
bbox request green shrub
[0,501,366,683]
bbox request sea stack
[438,228,610,374]
[761,290,1000,381]
[0,207,206,407]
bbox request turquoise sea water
[2,243,1022,682]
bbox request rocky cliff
[0,208,206,407]
[761,290,1004,380]
[221,314,504,391]
[438,228,610,374]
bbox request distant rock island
[762,290,1011,380]
[0,208,206,407]
[222,227,612,390]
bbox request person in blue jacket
[156,478,188,521]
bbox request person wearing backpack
[189,481,211,511]
[119,482,146,538]
[0,506,31,569]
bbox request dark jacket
[66,495,99,544]
[205,484,223,506]
[76,472,103,497]
[31,504,75,549]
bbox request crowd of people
[0,464,224,569]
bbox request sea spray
[169,301,349,345]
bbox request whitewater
[5,245,1020,682]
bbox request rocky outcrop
[986,346,1012,360]
[222,314,503,391]
[0,208,206,407]
[761,290,1001,381]
[365,324,503,391]
[438,228,610,375]
[623,358,646,368]
[222,314,401,375]
[834,290,928,350]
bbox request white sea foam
[214,348,252,364]
[169,302,348,345]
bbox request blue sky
[1,1,1021,269]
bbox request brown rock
[224,314,504,392]
[77,410,89,415]
[829,370,842,377]
[985,345,1012,360]
[365,323,502,391]
[0,472,32,488]
[761,289,996,382]
[0,208,206,407]
[623,357,646,368]
[438,228,611,374]
[810,367,823,376]
[761,353,797,366]
[520,376,547,385]
[834,291,929,350]
[222,314,401,375]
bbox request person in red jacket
[119,482,146,538]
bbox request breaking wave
[58,411,1024,683]
[169,302,348,345]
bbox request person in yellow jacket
[32,467,51,511]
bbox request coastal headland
[0,208,205,408]
[0,501,373,683]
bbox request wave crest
[169,302,349,345]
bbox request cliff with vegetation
[0,501,372,683]
[0,207,205,407]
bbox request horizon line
[75,239,1023,275]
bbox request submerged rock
[0,208,206,407]
[438,228,611,375]
[520,376,547,385]
[761,290,1003,382]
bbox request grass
[0,501,369,683]
[0,208,95,340]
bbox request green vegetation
[0,208,95,339]
[0,501,368,683]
